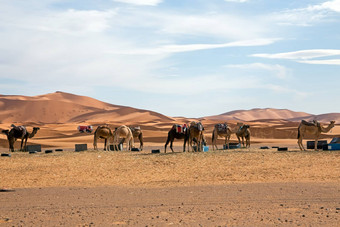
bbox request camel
[129,126,144,151]
[2,125,40,152]
[297,120,335,151]
[93,125,113,151]
[236,124,250,148]
[164,124,189,153]
[111,125,134,151]
[212,123,232,150]
[188,121,206,152]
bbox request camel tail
[297,126,301,139]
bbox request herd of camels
[1,120,336,152]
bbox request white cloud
[113,0,162,6]
[252,49,340,63]
[112,38,278,55]
[272,0,340,26]
[308,0,340,13]
[298,59,340,65]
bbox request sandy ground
[1,146,340,226]
[1,120,340,226]
[1,183,339,226]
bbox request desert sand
[1,92,340,226]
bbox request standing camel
[212,123,232,150]
[297,120,335,151]
[2,125,40,152]
[93,125,113,151]
[129,126,144,151]
[164,124,189,153]
[112,125,134,151]
[188,121,205,152]
[236,124,250,148]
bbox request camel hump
[216,123,228,132]
[301,120,319,127]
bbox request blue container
[203,146,209,152]
[328,143,340,151]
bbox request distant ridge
[205,108,340,123]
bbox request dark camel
[2,125,40,152]
[164,124,189,153]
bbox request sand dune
[0,92,174,124]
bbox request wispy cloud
[113,0,162,6]
[112,39,279,55]
[252,49,340,65]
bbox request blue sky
[0,0,339,117]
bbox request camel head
[2,129,9,136]
[28,127,40,138]
[330,121,336,125]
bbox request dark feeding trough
[75,144,87,152]
[307,140,328,150]
[260,146,270,149]
[25,145,41,153]
[131,148,140,152]
[109,144,123,151]
[277,147,288,151]
[1,153,11,157]
[152,149,160,154]
[223,143,241,149]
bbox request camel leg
[314,136,320,151]
[189,137,193,152]
[20,139,24,151]
[139,134,143,151]
[104,138,108,151]
[9,138,15,152]
[299,137,306,151]
[23,137,28,151]
[170,140,174,153]
[237,136,241,145]
[226,135,230,150]
[183,138,187,152]
[165,137,170,153]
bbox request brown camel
[212,123,232,150]
[2,125,40,152]
[188,121,205,152]
[236,124,250,148]
[297,120,335,151]
[112,125,134,151]
[93,125,113,151]
[164,124,189,153]
[129,126,144,151]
